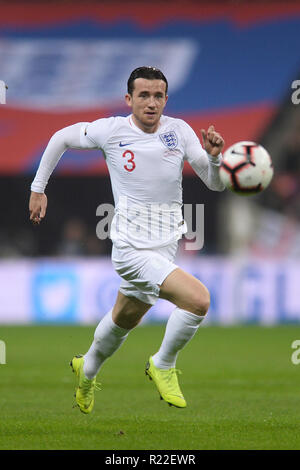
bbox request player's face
[125,78,168,133]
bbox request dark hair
[127,66,168,95]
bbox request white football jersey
[79,114,221,248]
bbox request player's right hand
[29,191,48,225]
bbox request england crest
[159,131,178,149]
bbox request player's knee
[124,315,142,329]
[192,287,210,316]
[113,309,144,330]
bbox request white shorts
[111,240,178,305]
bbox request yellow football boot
[70,355,100,414]
[145,356,187,408]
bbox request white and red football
[219,141,274,195]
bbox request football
[219,141,274,195]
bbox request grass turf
[0,324,300,450]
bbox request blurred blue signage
[31,264,79,323]
[0,258,298,325]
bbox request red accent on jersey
[122,150,136,172]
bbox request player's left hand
[201,125,225,157]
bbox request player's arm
[185,124,225,191]
[29,122,97,224]
[201,125,224,158]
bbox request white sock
[152,308,204,369]
[83,309,130,379]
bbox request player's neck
[131,114,160,134]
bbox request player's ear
[125,93,132,108]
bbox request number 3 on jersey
[122,150,136,172]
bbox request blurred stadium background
[0,0,299,326]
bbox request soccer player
[29,66,225,413]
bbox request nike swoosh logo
[119,142,134,147]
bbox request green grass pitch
[1,324,300,450]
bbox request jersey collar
[128,114,163,135]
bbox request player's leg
[83,291,151,379]
[145,268,210,408]
[153,267,209,367]
[159,267,210,315]
[71,291,151,413]
[112,290,152,329]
